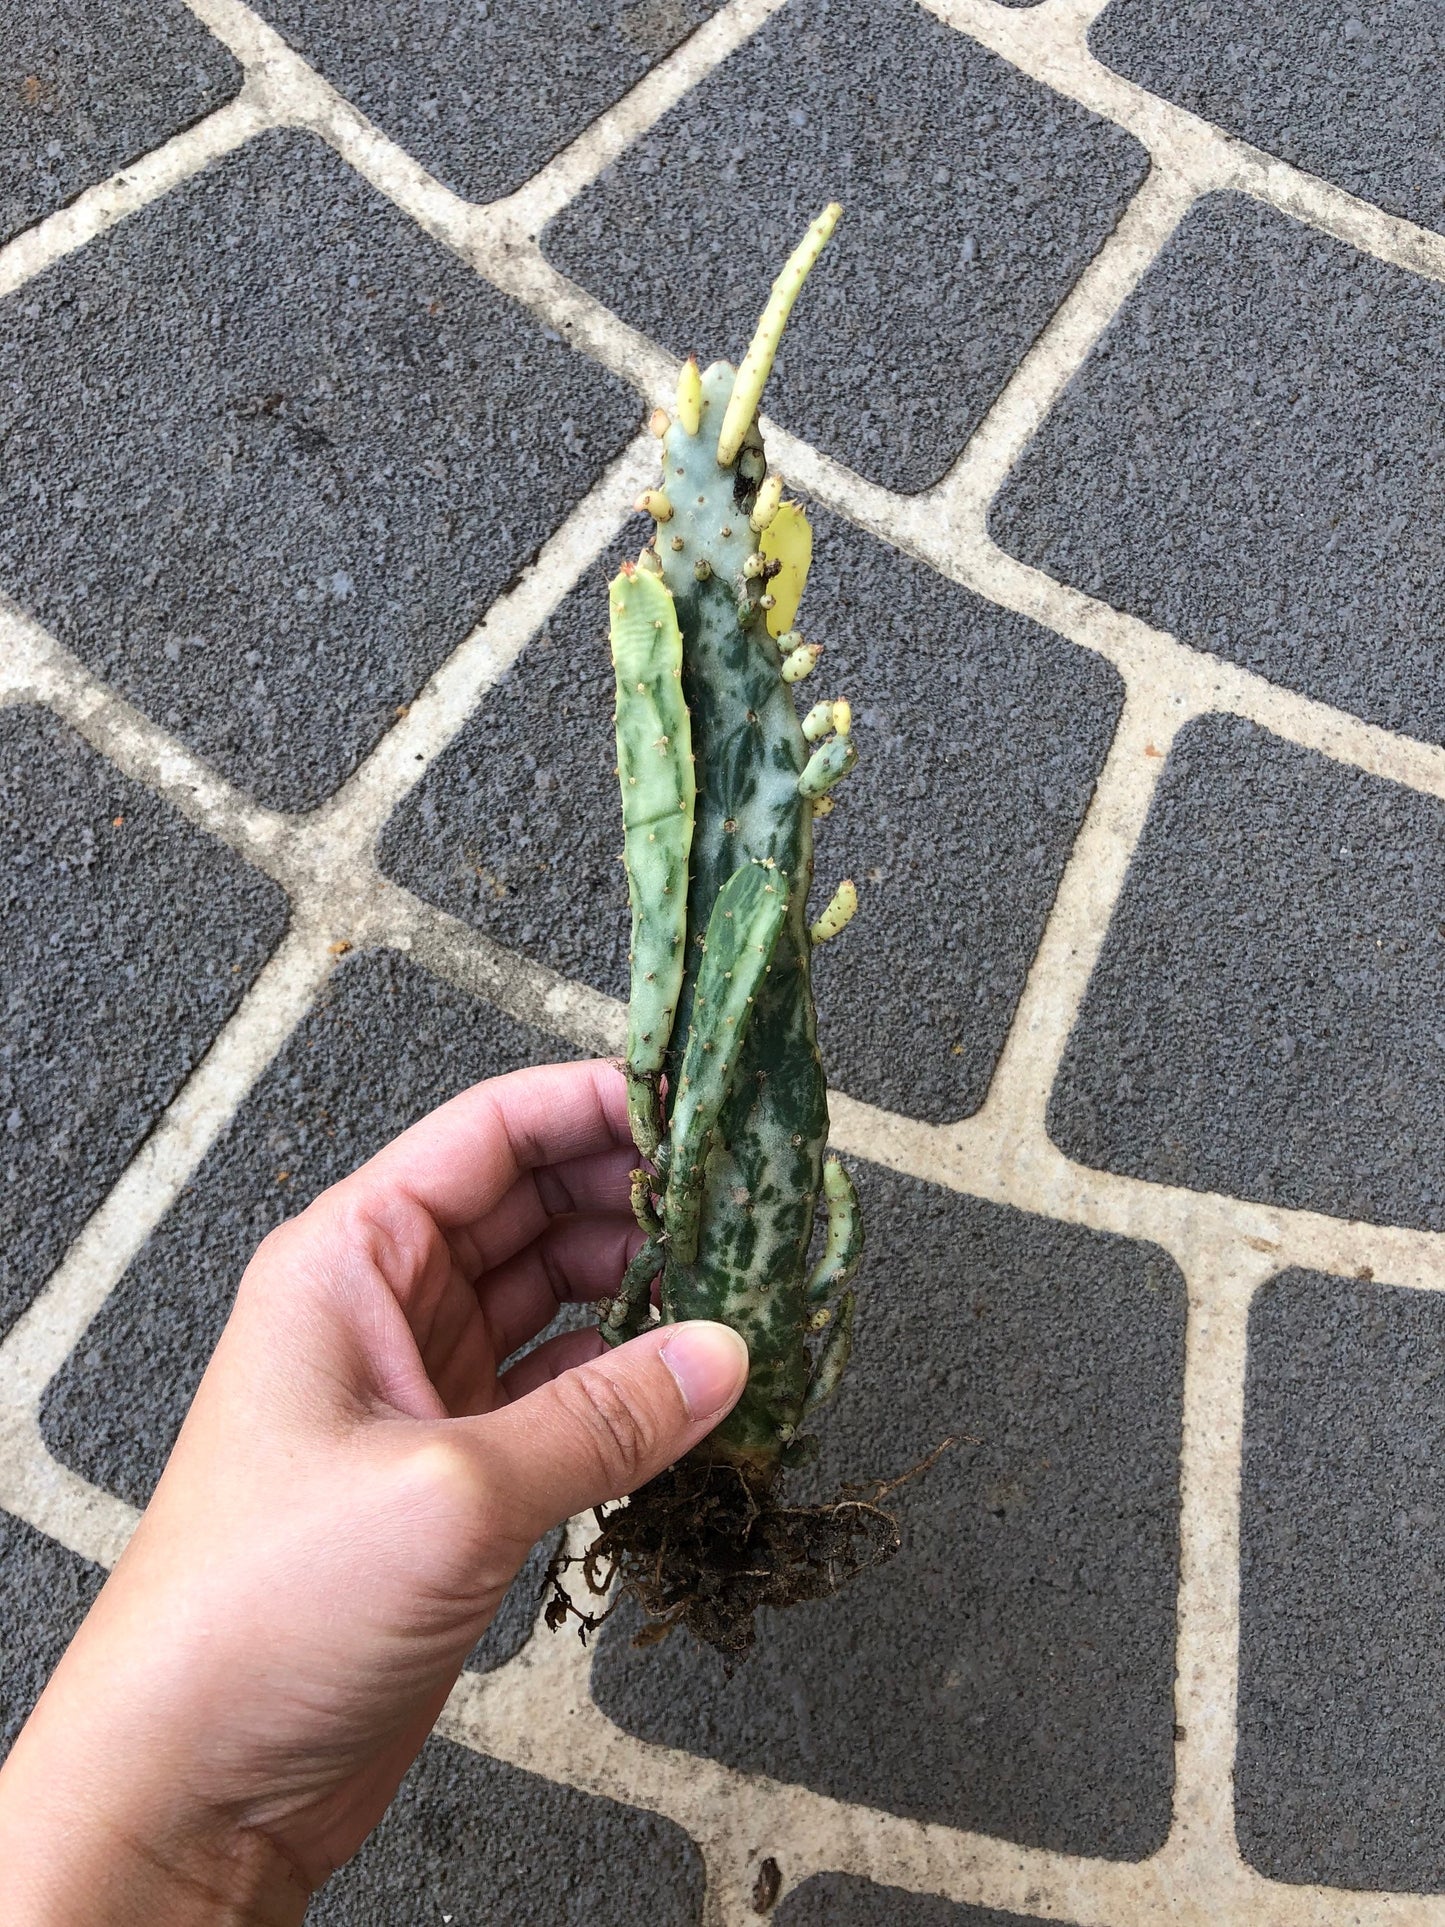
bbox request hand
[0,1060,748,1925]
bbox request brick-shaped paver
[0,705,286,1342]
[778,1875,1061,1926]
[542,0,1149,492]
[383,506,1122,1123]
[256,0,722,204]
[1238,1269,1445,1889]
[991,194,1445,746]
[593,1160,1185,1858]
[0,130,637,812]
[0,1513,105,1760]
[0,0,242,247]
[309,1737,705,1924]
[1048,716,1445,1231]
[1091,0,1445,234]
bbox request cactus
[570,208,898,1657]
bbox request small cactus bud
[636,489,673,522]
[750,473,784,531]
[781,642,823,684]
[801,701,834,743]
[648,406,671,438]
[810,878,858,945]
[676,356,702,436]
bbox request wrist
[0,1792,311,1927]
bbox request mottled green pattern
[663,861,789,1266]
[609,265,862,1473]
[609,567,694,1154]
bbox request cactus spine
[606,206,864,1482]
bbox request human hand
[0,1059,749,1925]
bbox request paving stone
[256,0,723,205]
[1048,715,1445,1231]
[310,1735,704,1924]
[777,1875,1059,1926]
[542,0,1149,492]
[1091,0,1445,233]
[1238,1269,1445,1889]
[0,0,242,247]
[592,1160,1185,1857]
[39,948,586,1668]
[382,505,1122,1123]
[0,704,286,1343]
[0,130,637,813]
[0,1512,106,1762]
[991,193,1445,747]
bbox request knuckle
[555,1367,658,1489]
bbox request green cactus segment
[609,564,695,1154]
[663,862,789,1265]
[802,1288,855,1416]
[798,733,858,799]
[806,1156,863,1302]
[611,207,860,1478]
[600,1234,663,1348]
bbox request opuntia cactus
[576,209,896,1656]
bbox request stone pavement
[6,0,1445,1919]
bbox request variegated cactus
[600,206,865,1493]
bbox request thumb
[472,1321,750,1543]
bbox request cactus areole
[560,209,899,1658]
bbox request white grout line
[921,0,1445,287]
[0,924,332,1567]
[493,0,793,236]
[0,87,277,303]
[967,680,1191,1150]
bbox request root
[544,1445,954,1662]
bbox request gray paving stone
[1048,715,1445,1232]
[0,129,637,812]
[991,193,1445,747]
[1091,0,1445,233]
[777,1875,1059,1926]
[382,505,1122,1123]
[310,1735,704,1924]
[0,0,242,247]
[592,1161,1185,1858]
[0,704,286,1342]
[0,1512,105,1762]
[256,0,723,204]
[542,0,1149,492]
[39,948,585,1667]
[1238,1269,1445,1889]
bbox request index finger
[348,1058,634,1227]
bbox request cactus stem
[638,549,663,577]
[750,473,784,531]
[676,356,702,435]
[716,202,843,466]
[810,878,858,945]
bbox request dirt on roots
[544,1453,912,1662]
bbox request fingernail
[662,1322,750,1419]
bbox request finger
[457,1322,750,1544]
[499,1325,604,1401]
[485,1215,645,1360]
[351,1060,631,1228]
[447,1146,640,1280]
